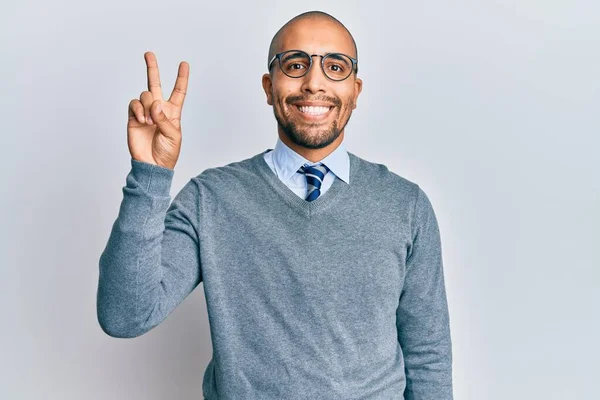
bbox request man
[97,10,453,400]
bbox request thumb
[150,100,179,140]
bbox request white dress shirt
[263,137,350,199]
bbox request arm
[96,158,203,338]
[397,186,453,399]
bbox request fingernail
[157,104,162,113]
[147,116,153,125]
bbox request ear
[262,73,274,105]
[352,77,363,110]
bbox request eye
[290,63,305,70]
[328,64,344,72]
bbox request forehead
[277,18,355,57]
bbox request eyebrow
[325,53,351,66]
[281,51,308,63]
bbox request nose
[300,56,328,94]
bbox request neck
[277,129,345,163]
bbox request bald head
[267,11,358,73]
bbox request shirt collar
[271,137,350,184]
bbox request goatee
[274,95,353,149]
[275,114,342,149]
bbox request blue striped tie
[297,163,330,202]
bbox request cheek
[347,97,356,110]
[339,96,355,113]
[273,92,288,109]
[273,81,298,100]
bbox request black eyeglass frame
[267,49,359,82]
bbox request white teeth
[298,106,331,115]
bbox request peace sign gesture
[127,52,189,170]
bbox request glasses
[268,50,358,82]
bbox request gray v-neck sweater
[97,149,453,400]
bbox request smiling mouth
[295,105,334,117]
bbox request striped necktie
[297,163,330,202]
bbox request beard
[273,94,354,150]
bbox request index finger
[144,51,163,100]
[168,61,189,108]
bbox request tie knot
[298,162,330,177]
[297,162,330,202]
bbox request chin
[285,125,341,149]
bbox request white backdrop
[2,0,598,399]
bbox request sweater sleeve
[97,158,203,338]
[397,186,453,399]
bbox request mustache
[285,95,342,107]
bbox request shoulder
[348,151,421,200]
[189,153,263,192]
[348,151,439,223]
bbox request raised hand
[127,51,189,170]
